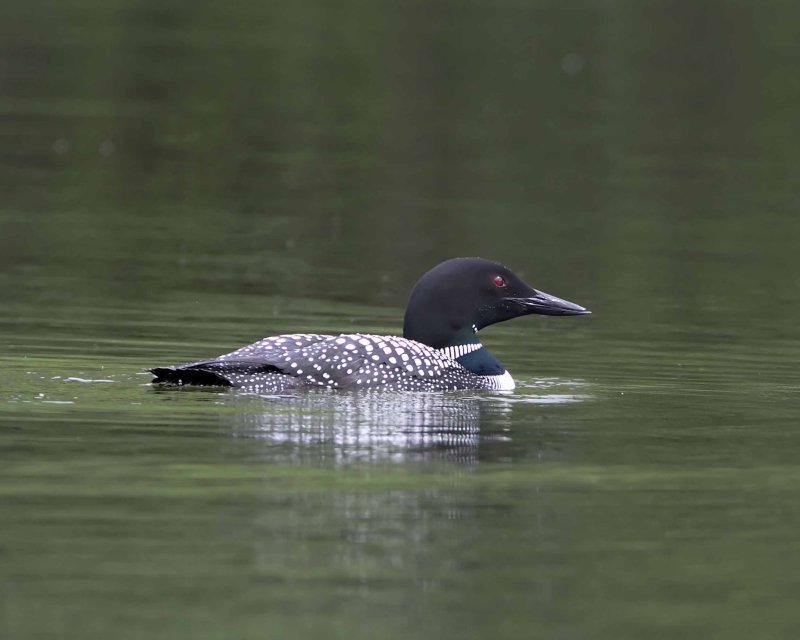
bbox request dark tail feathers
[150,367,233,387]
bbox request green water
[3,1,800,638]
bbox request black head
[402,257,590,349]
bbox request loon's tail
[150,367,233,387]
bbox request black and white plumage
[150,257,590,392]
[152,333,511,392]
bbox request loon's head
[402,257,590,349]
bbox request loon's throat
[454,346,505,376]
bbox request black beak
[508,290,591,316]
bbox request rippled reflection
[221,381,590,464]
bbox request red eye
[493,275,506,287]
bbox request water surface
[3,1,800,638]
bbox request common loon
[150,257,590,392]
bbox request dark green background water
[2,1,800,638]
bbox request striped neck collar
[436,342,482,361]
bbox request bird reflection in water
[223,381,590,464]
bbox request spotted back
[217,333,333,361]
[177,333,487,391]
[283,333,460,390]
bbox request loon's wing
[151,333,472,390]
[282,334,460,390]
[150,333,334,386]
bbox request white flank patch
[487,371,515,391]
